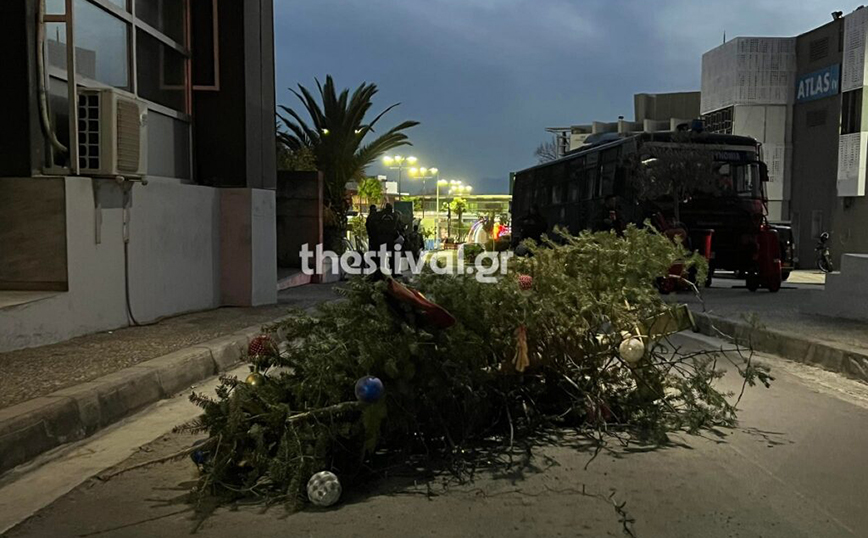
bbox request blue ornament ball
[354,376,384,403]
[191,449,208,465]
[189,439,210,465]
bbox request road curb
[0,322,271,475]
[692,312,868,384]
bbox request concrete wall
[0,177,232,352]
[701,37,797,115]
[219,188,277,307]
[251,189,278,305]
[634,92,700,122]
[730,104,792,221]
[808,254,868,320]
[127,178,222,321]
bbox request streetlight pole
[408,166,438,218]
[382,155,418,200]
[448,183,472,243]
[436,179,448,248]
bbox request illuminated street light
[407,165,441,217]
[382,155,419,197]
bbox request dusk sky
[275,1,856,194]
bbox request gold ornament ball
[245,373,265,387]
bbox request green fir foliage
[188,226,769,508]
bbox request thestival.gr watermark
[300,244,513,283]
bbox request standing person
[365,205,379,249]
[407,223,423,259]
[519,205,547,244]
[596,195,625,235]
[375,204,400,273]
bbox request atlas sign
[796,65,840,103]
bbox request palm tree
[357,177,384,214]
[450,197,468,242]
[278,76,419,252]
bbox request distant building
[700,37,797,222]
[547,91,701,155]
[702,8,868,267]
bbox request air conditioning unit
[77,88,148,178]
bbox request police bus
[512,129,785,291]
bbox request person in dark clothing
[519,205,547,243]
[596,194,625,235]
[365,206,379,248]
[407,223,424,258]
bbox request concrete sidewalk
[678,276,868,383]
[0,284,338,475]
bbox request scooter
[816,232,833,273]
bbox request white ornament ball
[307,471,342,507]
[619,336,645,365]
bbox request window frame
[45,0,194,174]
[841,89,863,136]
[48,0,192,114]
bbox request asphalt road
[3,332,868,538]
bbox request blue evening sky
[275,0,855,193]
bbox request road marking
[0,364,249,535]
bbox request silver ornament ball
[307,471,342,507]
[619,336,645,365]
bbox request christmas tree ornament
[510,325,530,373]
[248,334,277,358]
[518,274,533,291]
[189,439,210,466]
[619,336,645,364]
[245,372,265,387]
[355,376,385,403]
[385,277,456,329]
[307,471,342,507]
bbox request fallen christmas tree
[180,227,771,508]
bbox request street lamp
[445,183,472,243]
[407,166,439,217]
[382,155,418,198]
[435,179,449,248]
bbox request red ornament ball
[518,274,533,291]
[248,334,277,358]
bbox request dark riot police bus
[511,130,786,292]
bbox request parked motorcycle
[816,232,833,273]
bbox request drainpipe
[36,0,68,157]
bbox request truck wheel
[768,279,781,292]
[746,273,759,292]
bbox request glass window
[73,0,130,88]
[46,22,69,71]
[585,168,597,200]
[135,0,186,43]
[136,29,187,111]
[46,0,65,14]
[147,111,191,178]
[191,0,217,87]
[842,89,862,135]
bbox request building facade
[703,9,868,266]
[0,0,278,352]
[791,19,844,267]
[700,37,797,222]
